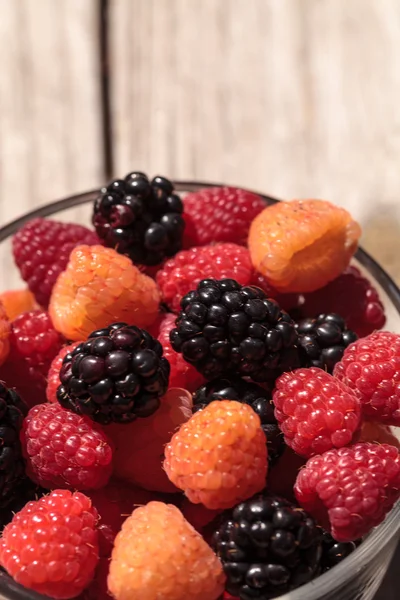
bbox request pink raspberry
[0,489,99,599]
[156,243,254,313]
[13,217,100,307]
[21,403,114,490]
[294,443,400,542]
[157,313,205,391]
[46,341,82,403]
[273,367,361,457]
[182,186,266,247]
[333,331,400,425]
[300,265,386,338]
[0,310,65,407]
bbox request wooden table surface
[0,1,399,597]
[1,0,399,281]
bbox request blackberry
[170,279,299,383]
[0,383,28,508]
[93,172,185,266]
[320,530,360,572]
[212,493,322,599]
[193,376,284,465]
[57,323,170,424]
[296,313,358,373]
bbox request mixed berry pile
[0,173,398,600]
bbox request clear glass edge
[0,181,398,600]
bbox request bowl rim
[0,181,399,600]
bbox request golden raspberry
[248,199,361,293]
[0,301,11,366]
[0,288,38,320]
[164,400,268,509]
[49,245,160,340]
[108,501,225,600]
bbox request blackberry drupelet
[57,323,170,424]
[93,172,185,266]
[170,279,299,383]
[0,383,28,507]
[320,530,360,572]
[193,376,285,465]
[212,493,322,600]
[296,313,358,373]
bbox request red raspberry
[156,243,254,312]
[108,501,225,600]
[182,186,266,247]
[300,265,386,337]
[144,310,166,338]
[108,387,193,493]
[157,313,205,391]
[13,217,100,308]
[294,443,400,542]
[80,557,111,600]
[333,331,400,425]
[273,367,361,457]
[0,310,64,407]
[87,480,163,558]
[164,400,268,509]
[268,447,307,502]
[47,341,82,403]
[21,403,114,490]
[180,497,222,533]
[0,489,99,599]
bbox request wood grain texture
[0,0,103,288]
[111,0,400,281]
[0,0,103,218]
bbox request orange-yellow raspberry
[0,288,39,320]
[164,400,268,509]
[0,301,10,366]
[49,245,160,340]
[108,501,225,600]
[248,199,361,293]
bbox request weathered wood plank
[110,0,400,282]
[0,0,103,288]
[0,0,103,214]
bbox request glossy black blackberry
[57,323,170,424]
[93,172,185,266]
[0,383,28,508]
[193,376,284,465]
[320,530,360,572]
[296,313,358,373]
[212,494,322,600]
[170,279,299,383]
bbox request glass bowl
[0,182,399,600]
